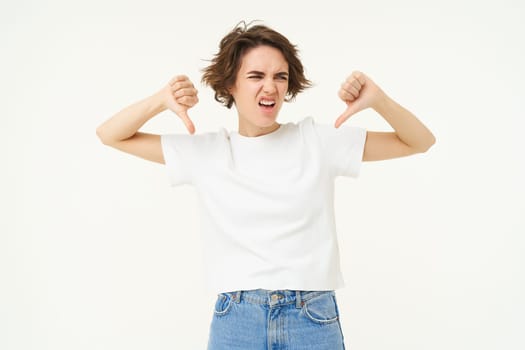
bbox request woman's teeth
[259,100,275,106]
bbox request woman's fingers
[173,87,198,99]
[339,86,358,101]
[340,71,366,102]
[335,71,371,128]
[169,75,188,86]
[176,94,199,107]
[167,75,199,106]
[165,75,199,134]
[170,80,194,92]
[350,71,366,86]
[170,77,198,108]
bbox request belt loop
[295,290,302,309]
[233,290,241,303]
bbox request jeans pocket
[302,292,339,325]
[213,293,234,316]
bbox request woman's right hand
[160,75,199,134]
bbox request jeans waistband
[220,289,335,309]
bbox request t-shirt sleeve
[160,133,196,186]
[311,118,367,178]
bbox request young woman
[96,22,435,350]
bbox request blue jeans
[207,289,346,349]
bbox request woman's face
[229,45,289,136]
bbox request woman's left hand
[335,71,387,128]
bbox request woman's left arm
[335,71,436,161]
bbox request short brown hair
[201,21,312,109]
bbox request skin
[228,45,289,137]
[336,71,436,160]
[96,46,435,164]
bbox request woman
[96,22,435,350]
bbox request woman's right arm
[95,75,198,164]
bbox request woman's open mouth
[258,99,276,112]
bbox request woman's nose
[262,79,277,93]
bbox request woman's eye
[248,76,262,79]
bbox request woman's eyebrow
[246,70,264,75]
[246,70,289,76]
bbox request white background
[2,0,524,349]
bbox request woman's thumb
[334,103,358,128]
[177,110,195,134]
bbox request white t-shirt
[161,116,367,295]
